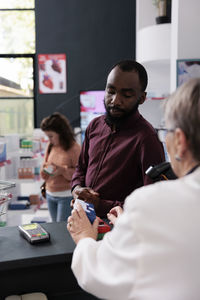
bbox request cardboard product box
[29,194,40,205]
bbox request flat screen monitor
[80,90,105,141]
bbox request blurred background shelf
[137,23,171,63]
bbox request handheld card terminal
[18,223,50,244]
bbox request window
[0,0,35,136]
[0,0,34,9]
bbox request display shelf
[136,0,172,128]
[137,0,200,95]
[137,23,171,63]
[11,178,43,184]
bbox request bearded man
[71,60,165,218]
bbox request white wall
[171,0,200,92]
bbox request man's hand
[107,206,124,225]
[67,203,99,244]
[72,186,100,210]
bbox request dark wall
[35,0,136,128]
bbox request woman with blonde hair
[40,112,80,222]
[67,78,200,300]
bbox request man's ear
[139,92,147,105]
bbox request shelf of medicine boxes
[16,146,42,179]
[11,178,43,200]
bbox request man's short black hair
[110,60,148,92]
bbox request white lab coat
[72,167,200,300]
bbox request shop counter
[0,222,99,300]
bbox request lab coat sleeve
[71,193,141,300]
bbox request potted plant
[153,0,171,24]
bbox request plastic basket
[0,180,15,226]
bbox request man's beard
[104,99,140,128]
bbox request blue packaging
[74,199,96,224]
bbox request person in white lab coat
[67,78,200,300]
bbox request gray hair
[164,78,200,162]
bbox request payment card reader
[18,223,50,244]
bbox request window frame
[0,5,36,130]
[0,54,36,127]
